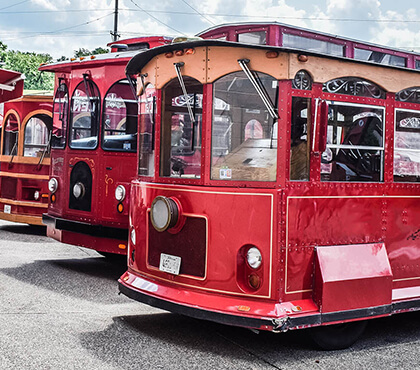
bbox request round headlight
[130,228,136,245]
[115,185,126,201]
[48,178,58,193]
[34,191,40,200]
[150,196,179,232]
[73,182,85,199]
[246,247,262,269]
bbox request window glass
[69,80,100,149]
[283,33,344,57]
[321,103,384,182]
[102,79,138,152]
[24,115,52,157]
[354,48,406,67]
[211,71,278,182]
[139,84,156,176]
[394,109,420,182]
[3,113,18,155]
[160,77,202,178]
[290,98,311,181]
[416,60,420,70]
[238,31,266,45]
[52,83,68,149]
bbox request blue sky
[1,0,420,59]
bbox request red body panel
[0,95,52,225]
[45,56,137,253]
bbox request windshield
[69,79,100,150]
[211,71,278,182]
[102,79,138,152]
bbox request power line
[3,12,114,41]
[129,0,186,35]
[178,0,216,26]
[2,6,420,24]
[0,0,30,11]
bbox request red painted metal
[119,38,420,336]
[314,243,393,313]
[0,94,52,225]
[197,22,420,70]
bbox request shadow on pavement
[0,256,127,304]
[0,224,49,242]
[79,309,420,369]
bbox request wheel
[310,321,367,350]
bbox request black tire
[310,320,367,350]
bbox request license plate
[159,253,181,275]
[4,205,11,214]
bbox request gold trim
[0,198,48,208]
[0,170,49,180]
[145,212,209,281]
[0,211,44,225]
[285,194,420,294]
[131,182,274,299]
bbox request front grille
[1,177,17,199]
[148,217,207,278]
[69,161,92,211]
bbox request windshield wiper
[238,59,278,120]
[174,62,195,124]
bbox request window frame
[101,79,139,153]
[69,79,101,150]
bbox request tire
[310,320,368,350]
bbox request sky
[1,0,420,59]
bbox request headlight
[115,185,126,201]
[73,182,85,199]
[130,228,136,245]
[48,178,58,193]
[150,196,179,232]
[246,247,262,269]
[34,191,40,200]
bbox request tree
[74,46,109,58]
[2,50,54,90]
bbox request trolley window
[290,97,311,181]
[3,113,18,155]
[160,77,203,178]
[283,33,344,57]
[321,103,384,182]
[23,115,52,157]
[52,82,68,149]
[354,48,406,68]
[416,60,420,70]
[69,79,100,150]
[211,71,278,182]
[139,84,156,176]
[394,109,420,182]
[238,31,266,45]
[102,79,138,152]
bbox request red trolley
[40,36,172,255]
[0,93,52,225]
[119,38,420,349]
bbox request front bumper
[42,213,128,240]
[118,270,321,332]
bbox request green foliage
[74,47,109,57]
[1,47,54,91]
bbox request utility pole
[111,0,119,41]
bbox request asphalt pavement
[0,219,419,369]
